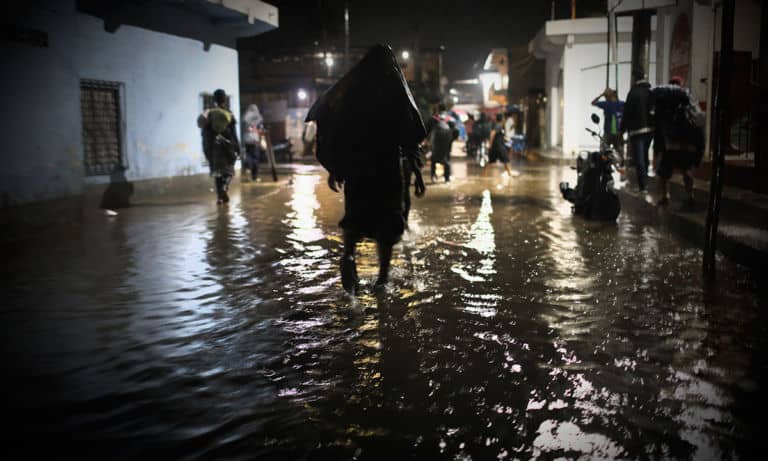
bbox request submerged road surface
[2,161,766,459]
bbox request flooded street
[2,160,766,460]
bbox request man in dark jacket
[199,89,240,204]
[622,70,654,192]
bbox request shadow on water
[1,164,766,459]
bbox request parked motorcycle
[559,114,621,221]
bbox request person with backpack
[426,103,458,183]
[652,77,705,210]
[198,89,240,204]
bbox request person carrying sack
[199,89,240,204]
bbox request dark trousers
[215,174,232,199]
[430,159,451,181]
[243,144,259,180]
[630,132,652,190]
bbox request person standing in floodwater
[622,69,654,192]
[426,103,458,183]
[241,104,264,182]
[305,44,426,294]
[198,89,240,204]
[484,113,514,178]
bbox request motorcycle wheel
[590,191,621,221]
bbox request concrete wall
[1,1,240,206]
[543,49,563,149]
[560,39,656,156]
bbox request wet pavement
[2,160,766,460]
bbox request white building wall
[544,49,563,149]
[690,1,715,103]
[560,39,656,156]
[1,1,240,205]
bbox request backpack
[207,107,232,135]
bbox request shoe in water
[222,191,230,203]
[373,276,389,291]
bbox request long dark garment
[306,44,426,243]
[305,44,426,291]
[341,147,406,246]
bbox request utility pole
[507,48,514,108]
[606,11,610,88]
[571,0,576,19]
[703,0,735,280]
[344,2,350,73]
[630,10,652,83]
[758,0,768,194]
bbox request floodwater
[2,161,766,460]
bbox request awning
[77,0,278,48]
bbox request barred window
[80,80,124,176]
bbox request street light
[325,54,334,68]
[297,89,307,101]
[401,50,410,60]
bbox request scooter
[559,114,621,221]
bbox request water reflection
[1,163,764,459]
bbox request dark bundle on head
[306,44,426,178]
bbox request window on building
[202,92,231,111]
[80,80,124,176]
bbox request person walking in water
[622,69,654,192]
[198,89,239,204]
[306,44,426,294]
[426,103,458,183]
[652,76,705,211]
[241,104,264,182]
[484,113,514,178]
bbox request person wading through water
[198,89,240,204]
[306,44,427,294]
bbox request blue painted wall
[1,1,240,205]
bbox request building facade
[1,0,277,207]
[530,17,657,157]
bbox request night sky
[240,0,608,80]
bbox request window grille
[80,80,123,176]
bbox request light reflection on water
[2,164,765,460]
